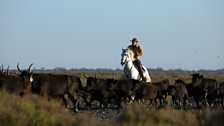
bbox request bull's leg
[148,99,152,106]
[68,93,79,112]
[154,99,158,107]
[179,98,183,109]
[176,98,181,109]
[217,97,222,107]
[222,98,224,107]
[221,97,224,107]
[159,97,164,107]
[216,95,222,107]
[84,97,90,108]
[154,97,161,108]
[154,96,159,107]
[183,95,190,109]
[60,95,69,108]
[203,91,209,107]
[99,99,105,109]
[152,99,156,108]
[88,96,96,108]
[148,99,154,108]
[81,93,90,108]
[183,96,187,109]
[195,97,201,110]
[117,97,123,110]
[126,95,134,104]
[172,96,176,108]
[156,93,164,107]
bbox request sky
[0,0,224,70]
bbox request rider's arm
[136,46,143,56]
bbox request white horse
[120,48,152,83]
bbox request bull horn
[84,73,89,79]
[28,63,33,73]
[17,63,22,73]
[7,65,9,75]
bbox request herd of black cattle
[1,64,224,112]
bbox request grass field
[0,91,223,126]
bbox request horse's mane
[127,48,134,61]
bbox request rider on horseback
[127,38,146,81]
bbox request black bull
[135,82,164,107]
[152,79,169,104]
[168,81,189,108]
[191,74,219,106]
[0,74,32,95]
[84,76,165,109]
[0,63,33,96]
[85,77,116,108]
[85,76,141,109]
[21,73,84,112]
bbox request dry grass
[118,103,224,126]
[0,91,103,126]
[118,103,199,126]
[0,91,223,126]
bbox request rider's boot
[139,69,146,81]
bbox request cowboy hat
[130,38,139,42]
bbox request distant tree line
[26,67,224,73]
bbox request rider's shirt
[127,45,143,60]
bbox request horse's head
[121,48,132,66]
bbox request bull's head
[17,63,33,95]
[175,79,184,85]
[17,63,33,76]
